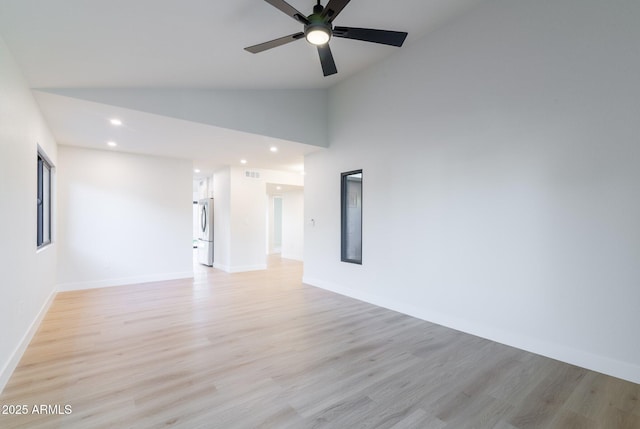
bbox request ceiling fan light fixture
[305,21,331,45]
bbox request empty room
[1,0,639,428]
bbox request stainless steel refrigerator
[197,198,214,266]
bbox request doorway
[266,184,304,261]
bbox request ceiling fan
[244,0,409,76]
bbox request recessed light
[107,141,117,147]
[276,186,282,191]
[240,159,247,164]
[110,118,122,126]
[270,146,278,153]
[194,169,201,173]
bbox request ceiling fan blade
[263,0,309,25]
[317,44,337,76]
[245,32,305,54]
[320,0,351,22]
[333,27,408,47]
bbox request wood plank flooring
[1,257,638,428]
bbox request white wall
[0,36,58,392]
[304,0,640,383]
[267,195,277,254]
[282,190,304,261]
[213,167,231,271]
[57,146,193,290]
[261,169,305,187]
[229,167,268,271]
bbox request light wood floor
[1,257,638,429]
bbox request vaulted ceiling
[0,0,484,175]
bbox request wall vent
[244,170,261,179]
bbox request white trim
[57,271,194,292]
[213,263,267,273]
[35,241,54,254]
[302,276,640,385]
[281,253,303,261]
[212,262,230,272]
[0,289,56,394]
[228,264,267,273]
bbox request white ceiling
[34,91,315,177]
[0,0,483,173]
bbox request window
[341,170,362,264]
[37,151,52,248]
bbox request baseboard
[212,262,230,272]
[281,253,303,261]
[302,276,640,385]
[57,271,194,292]
[228,264,267,273]
[213,263,267,273]
[0,288,56,394]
